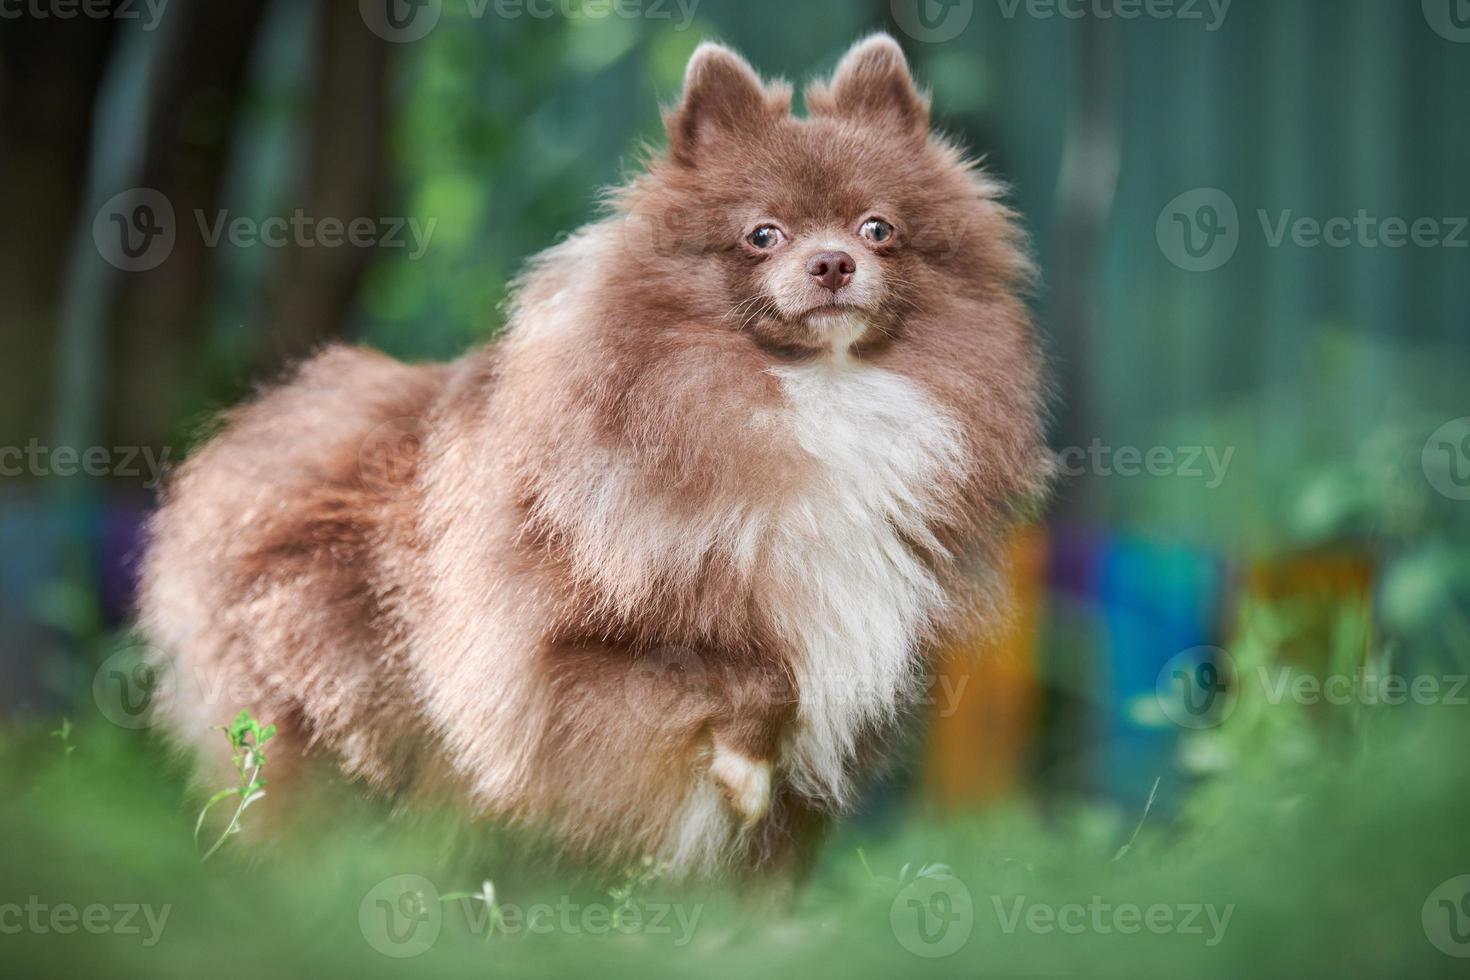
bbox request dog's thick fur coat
[139,35,1049,879]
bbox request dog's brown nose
[806,250,856,293]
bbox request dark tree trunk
[0,9,121,450]
[1047,19,1120,519]
[256,1,392,375]
[99,0,271,452]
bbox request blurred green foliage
[4,669,1469,978]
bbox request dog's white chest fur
[556,347,964,871]
[763,356,962,804]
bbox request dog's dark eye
[747,225,784,249]
[860,218,895,243]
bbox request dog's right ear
[665,42,784,167]
[807,34,929,139]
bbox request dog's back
[139,346,450,790]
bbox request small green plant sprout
[194,711,276,863]
[1111,776,1162,862]
[440,880,499,943]
[50,718,76,769]
[608,855,669,930]
[857,848,953,888]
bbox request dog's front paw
[709,741,772,828]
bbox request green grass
[4,679,1470,979]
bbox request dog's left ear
[808,34,929,137]
[665,42,788,167]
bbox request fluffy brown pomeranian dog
[139,34,1050,881]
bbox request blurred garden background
[2,0,1469,977]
